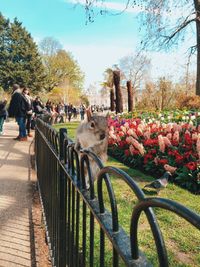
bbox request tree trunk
[195,0,200,95]
[110,88,115,111]
[127,80,133,112]
[113,70,123,113]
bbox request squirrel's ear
[86,108,92,121]
[90,121,95,128]
[105,112,109,119]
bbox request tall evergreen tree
[0,14,46,92]
[0,14,10,88]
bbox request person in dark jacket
[0,99,7,135]
[8,84,29,141]
[22,87,33,137]
[33,96,44,114]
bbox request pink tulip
[154,156,159,165]
[158,135,165,153]
[163,136,172,146]
[185,130,191,136]
[124,122,130,129]
[129,145,135,155]
[127,129,139,139]
[166,133,172,140]
[120,126,127,133]
[125,136,132,144]
[197,137,200,159]
[166,123,173,133]
[173,131,179,142]
[143,131,151,140]
[192,133,198,141]
[130,137,146,156]
[173,123,178,132]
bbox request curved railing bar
[98,172,119,232]
[63,136,68,164]
[71,148,81,183]
[97,166,168,265]
[48,127,53,147]
[99,166,145,200]
[96,167,119,233]
[66,143,74,172]
[54,131,59,154]
[70,145,75,175]
[131,197,200,266]
[70,149,119,232]
[79,153,95,199]
[80,149,105,169]
[52,130,56,151]
[67,144,71,171]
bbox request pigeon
[143,171,172,194]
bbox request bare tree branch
[163,18,196,45]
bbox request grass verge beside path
[54,122,200,267]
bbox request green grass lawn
[54,122,200,267]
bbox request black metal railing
[35,118,200,267]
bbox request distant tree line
[102,53,198,113]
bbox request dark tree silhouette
[0,14,45,92]
[127,80,133,112]
[113,70,123,113]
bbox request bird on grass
[143,171,172,195]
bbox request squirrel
[74,109,108,188]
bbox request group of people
[0,83,88,141]
[44,100,86,123]
[0,84,33,140]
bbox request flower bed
[108,112,200,194]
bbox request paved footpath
[0,121,35,267]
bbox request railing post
[58,128,67,267]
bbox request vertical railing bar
[100,228,105,267]
[82,201,87,267]
[75,191,80,267]
[113,247,119,267]
[59,128,67,267]
[71,184,75,267]
[67,179,71,266]
[90,212,94,267]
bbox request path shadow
[0,178,36,267]
[0,128,36,267]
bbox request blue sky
[0,0,196,88]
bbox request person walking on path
[80,103,85,121]
[0,98,7,135]
[67,103,73,122]
[8,84,29,141]
[22,87,33,137]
